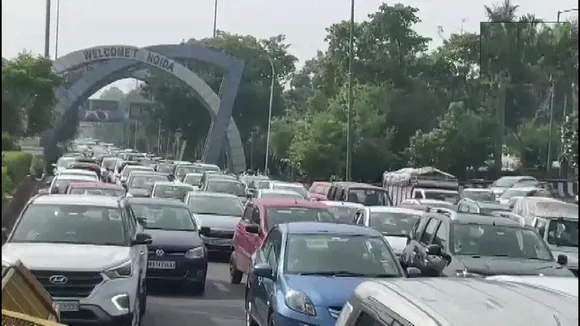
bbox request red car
[65,182,126,197]
[308,181,331,201]
[228,198,335,284]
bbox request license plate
[207,238,232,246]
[55,301,80,312]
[148,260,176,269]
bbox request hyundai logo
[49,275,68,285]
[155,249,165,257]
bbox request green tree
[2,52,62,137]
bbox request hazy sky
[2,0,577,97]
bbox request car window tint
[420,218,439,245]
[432,222,448,248]
[251,206,261,224]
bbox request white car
[46,174,97,194]
[59,169,99,182]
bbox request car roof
[487,275,578,297]
[462,188,493,192]
[279,222,381,236]
[207,177,241,183]
[61,169,97,174]
[67,182,124,189]
[184,172,203,176]
[507,186,543,191]
[368,206,425,214]
[124,197,189,207]
[331,182,385,190]
[259,189,301,194]
[271,181,304,187]
[54,175,96,181]
[32,194,120,208]
[449,213,523,226]
[423,189,458,194]
[153,181,191,187]
[321,201,364,208]
[253,198,328,208]
[355,278,577,325]
[186,191,239,199]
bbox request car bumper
[60,305,133,326]
[272,306,338,326]
[146,257,207,283]
[201,235,234,253]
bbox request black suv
[399,209,574,277]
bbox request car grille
[328,306,342,319]
[30,270,103,298]
[207,230,234,239]
[148,249,185,256]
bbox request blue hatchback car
[244,222,412,326]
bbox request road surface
[143,255,245,326]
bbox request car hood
[382,235,408,255]
[282,274,366,307]
[2,242,130,271]
[487,275,579,297]
[195,214,240,230]
[490,187,507,195]
[146,229,203,250]
[455,255,574,277]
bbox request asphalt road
[142,254,246,326]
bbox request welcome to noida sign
[82,46,176,72]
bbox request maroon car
[65,182,126,197]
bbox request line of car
[2,141,579,325]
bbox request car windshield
[61,171,97,180]
[152,184,193,201]
[206,180,246,196]
[271,184,308,199]
[265,207,335,230]
[183,174,203,186]
[156,164,174,173]
[479,206,511,215]
[369,212,421,236]
[122,166,151,177]
[327,206,360,224]
[70,188,126,197]
[131,204,196,231]
[462,190,496,202]
[500,189,549,200]
[256,181,272,189]
[128,174,168,189]
[187,196,243,216]
[102,158,117,170]
[56,157,76,169]
[176,165,204,178]
[547,219,578,247]
[424,191,459,204]
[51,178,93,194]
[346,188,391,206]
[260,191,304,200]
[451,224,553,261]
[284,234,401,277]
[10,204,127,246]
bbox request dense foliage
[139,0,577,181]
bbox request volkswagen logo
[48,275,68,285]
[155,249,165,257]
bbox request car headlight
[455,269,483,278]
[105,260,132,279]
[184,247,206,259]
[285,289,317,316]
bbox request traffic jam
[2,139,578,325]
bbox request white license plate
[207,238,232,246]
[55,301,80,312]
[148,260,176,269]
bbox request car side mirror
[2,227,8,243]
[199,226,211,236]
[45,180,52,186]
[37,189,49,195]
[253,262,273,279]
[426,244,443,256]
[245,224,260,234]
[51,163,57,168]
[132,232,152,245]
[406,267,421,278]
[557,254,568,266]
[246,189,254,198]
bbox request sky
[2,0,577,97]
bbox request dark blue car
[244,222,416,326]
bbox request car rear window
[265,207,335,230]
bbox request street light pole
[264,56,276,175]
[345,0,355,181]
[54,0,61,59]
[212,0,218,38]
[44,0,52,57]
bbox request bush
[2,151,33,188]
[2,133,21,151]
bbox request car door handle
[139,250,145,255]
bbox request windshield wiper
[298,271,371,277]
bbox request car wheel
[229,252,243,284]
[130,291,142,326]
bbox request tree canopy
[136,0,577,180]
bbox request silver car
[2,195,152,325]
